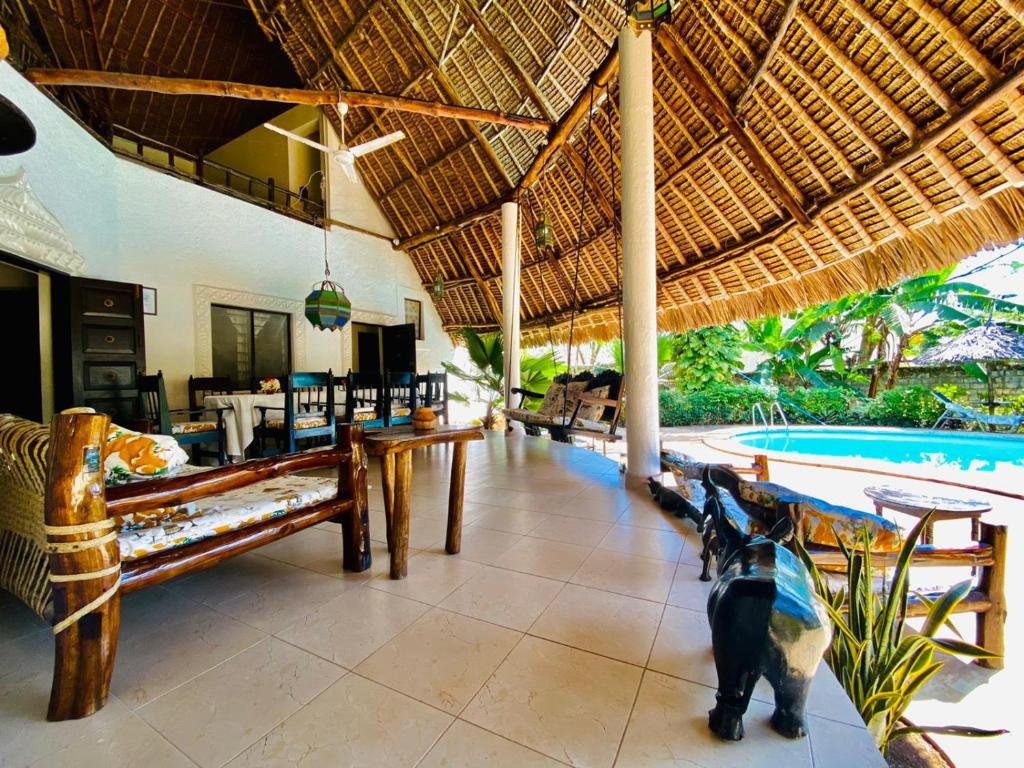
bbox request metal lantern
[305,219,352,331]
[305,279,351,331]
[535,209,555,249]
[432,273,445,299]
[627,1,674,30]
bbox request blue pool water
[733,427,1024,474]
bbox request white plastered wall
[0,63,452,409]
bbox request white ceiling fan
[263,103,405,183]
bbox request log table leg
[446,441,468,554]
[390,450,413,579]
[380,453,395,553]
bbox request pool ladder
[752,401,789,431]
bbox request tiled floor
[0,434,883,768]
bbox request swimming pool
[731,427,1024,474]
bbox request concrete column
[501,201,521,406]
[619,25,661,480]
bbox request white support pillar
[501,201,521,408]
[619,25,661,481]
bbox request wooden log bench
[6,410,370,721]
[654,450,1007,669]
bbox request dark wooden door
[382,323,416,373]
[53,276,146,422]
[0,288,42,421]
[356,328,381,374]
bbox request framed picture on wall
[142,286,158,315]
[404,298,423,340]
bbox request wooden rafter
[658,25,812,226]
[24,69,553,133]
[734,0,799,111]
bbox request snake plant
[798,513,1006,754]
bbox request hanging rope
[560,84,599,426]
[524,190,558,359]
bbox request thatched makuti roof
[915,323,1024,363]
[9,1,1024,346]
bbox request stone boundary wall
[895,363,1024,402]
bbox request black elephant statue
[701,466,831,742]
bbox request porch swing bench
[505,371,624,443]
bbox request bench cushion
[116,474,338,560]
[264,414,330,430]
[106,425,190,486]
[171,421,218,435]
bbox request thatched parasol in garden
[915,323,1024,411]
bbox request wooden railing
[111,125,325,224]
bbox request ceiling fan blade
[335,151,360,183]
[263,122,334,154]
[349,131,406,157]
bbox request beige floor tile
[449,526,523,564]
[616,502,693,533]
[666,563,714,611]
[407,514,451,549]
[356,608,521,714]
[137,637,343,768]
[165,553,301,607]
[368,551,482,604]
[29,713,193,768]
[112,590,266,708]
[527,514,613,547]
[257,527,354,577]
[468,504,550,534]
[225,674,452,768]
[215,563,360,634]
[530,583,663,666]
[463,636,641,768]
[571,549,676,603]
[0,630,137,767]
[418,720,566,767]
[553,491,631,522]
[807,715,886,767]
[647,605,716,686]
[494,536,593,580]
[440,565,564,630]
[0,589,48,641]
[617,671,813,768]
[597,524,686,562]
[465,487,570,514]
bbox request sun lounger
[931,391,1024,432]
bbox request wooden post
[337,424,371,572]
[380,452,396,553]
[446,441,468,554]
[45,410,121,721]
[752,454,770,482]
[976,522,1007,669]
[390,451,413,578]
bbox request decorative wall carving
[193,283,308,376]
[0,170,85,274]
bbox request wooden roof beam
[657,25,812,226]
[734,0,799,112]
[24,69,552,132]
[455,0,556,121]
[310,0,385,82]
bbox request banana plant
[798,514,1006,755]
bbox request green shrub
[784,386,857,424]
[864,385,944,427]
[672,327,743,392]
[659,383,773,426]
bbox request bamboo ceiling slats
[14,0,1024,344]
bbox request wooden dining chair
[418,371,450,425]
[343,370,385,428]
[255,371,336,455]
[187,375,233,418]
[385,371,417,427]
[138,371,229,464]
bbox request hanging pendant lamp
[305,219,351,331]
[431,273,445,300]
[0,29,36,156]
[535,209,555,249]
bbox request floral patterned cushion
[352,408,379,423]
[391,406,411,418]
[264,414,329,430]
[116,475,338,560]
[106,424,190,486]
[505,407,555,425]
[536,384,566,417]
[171,421,218,435]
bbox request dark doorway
[0,261,42,421]
[383,323,417,372]
[355,326,381,374]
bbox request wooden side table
[863,486,992,544]
[365,425,485,579]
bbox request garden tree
[671,326,743,391]
[606,334,678,384]
[443,328,563,428]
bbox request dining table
[203,392,286,459]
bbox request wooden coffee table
[365,425,485,578]
[864,485,992,544]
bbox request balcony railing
[111,125,325,225]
